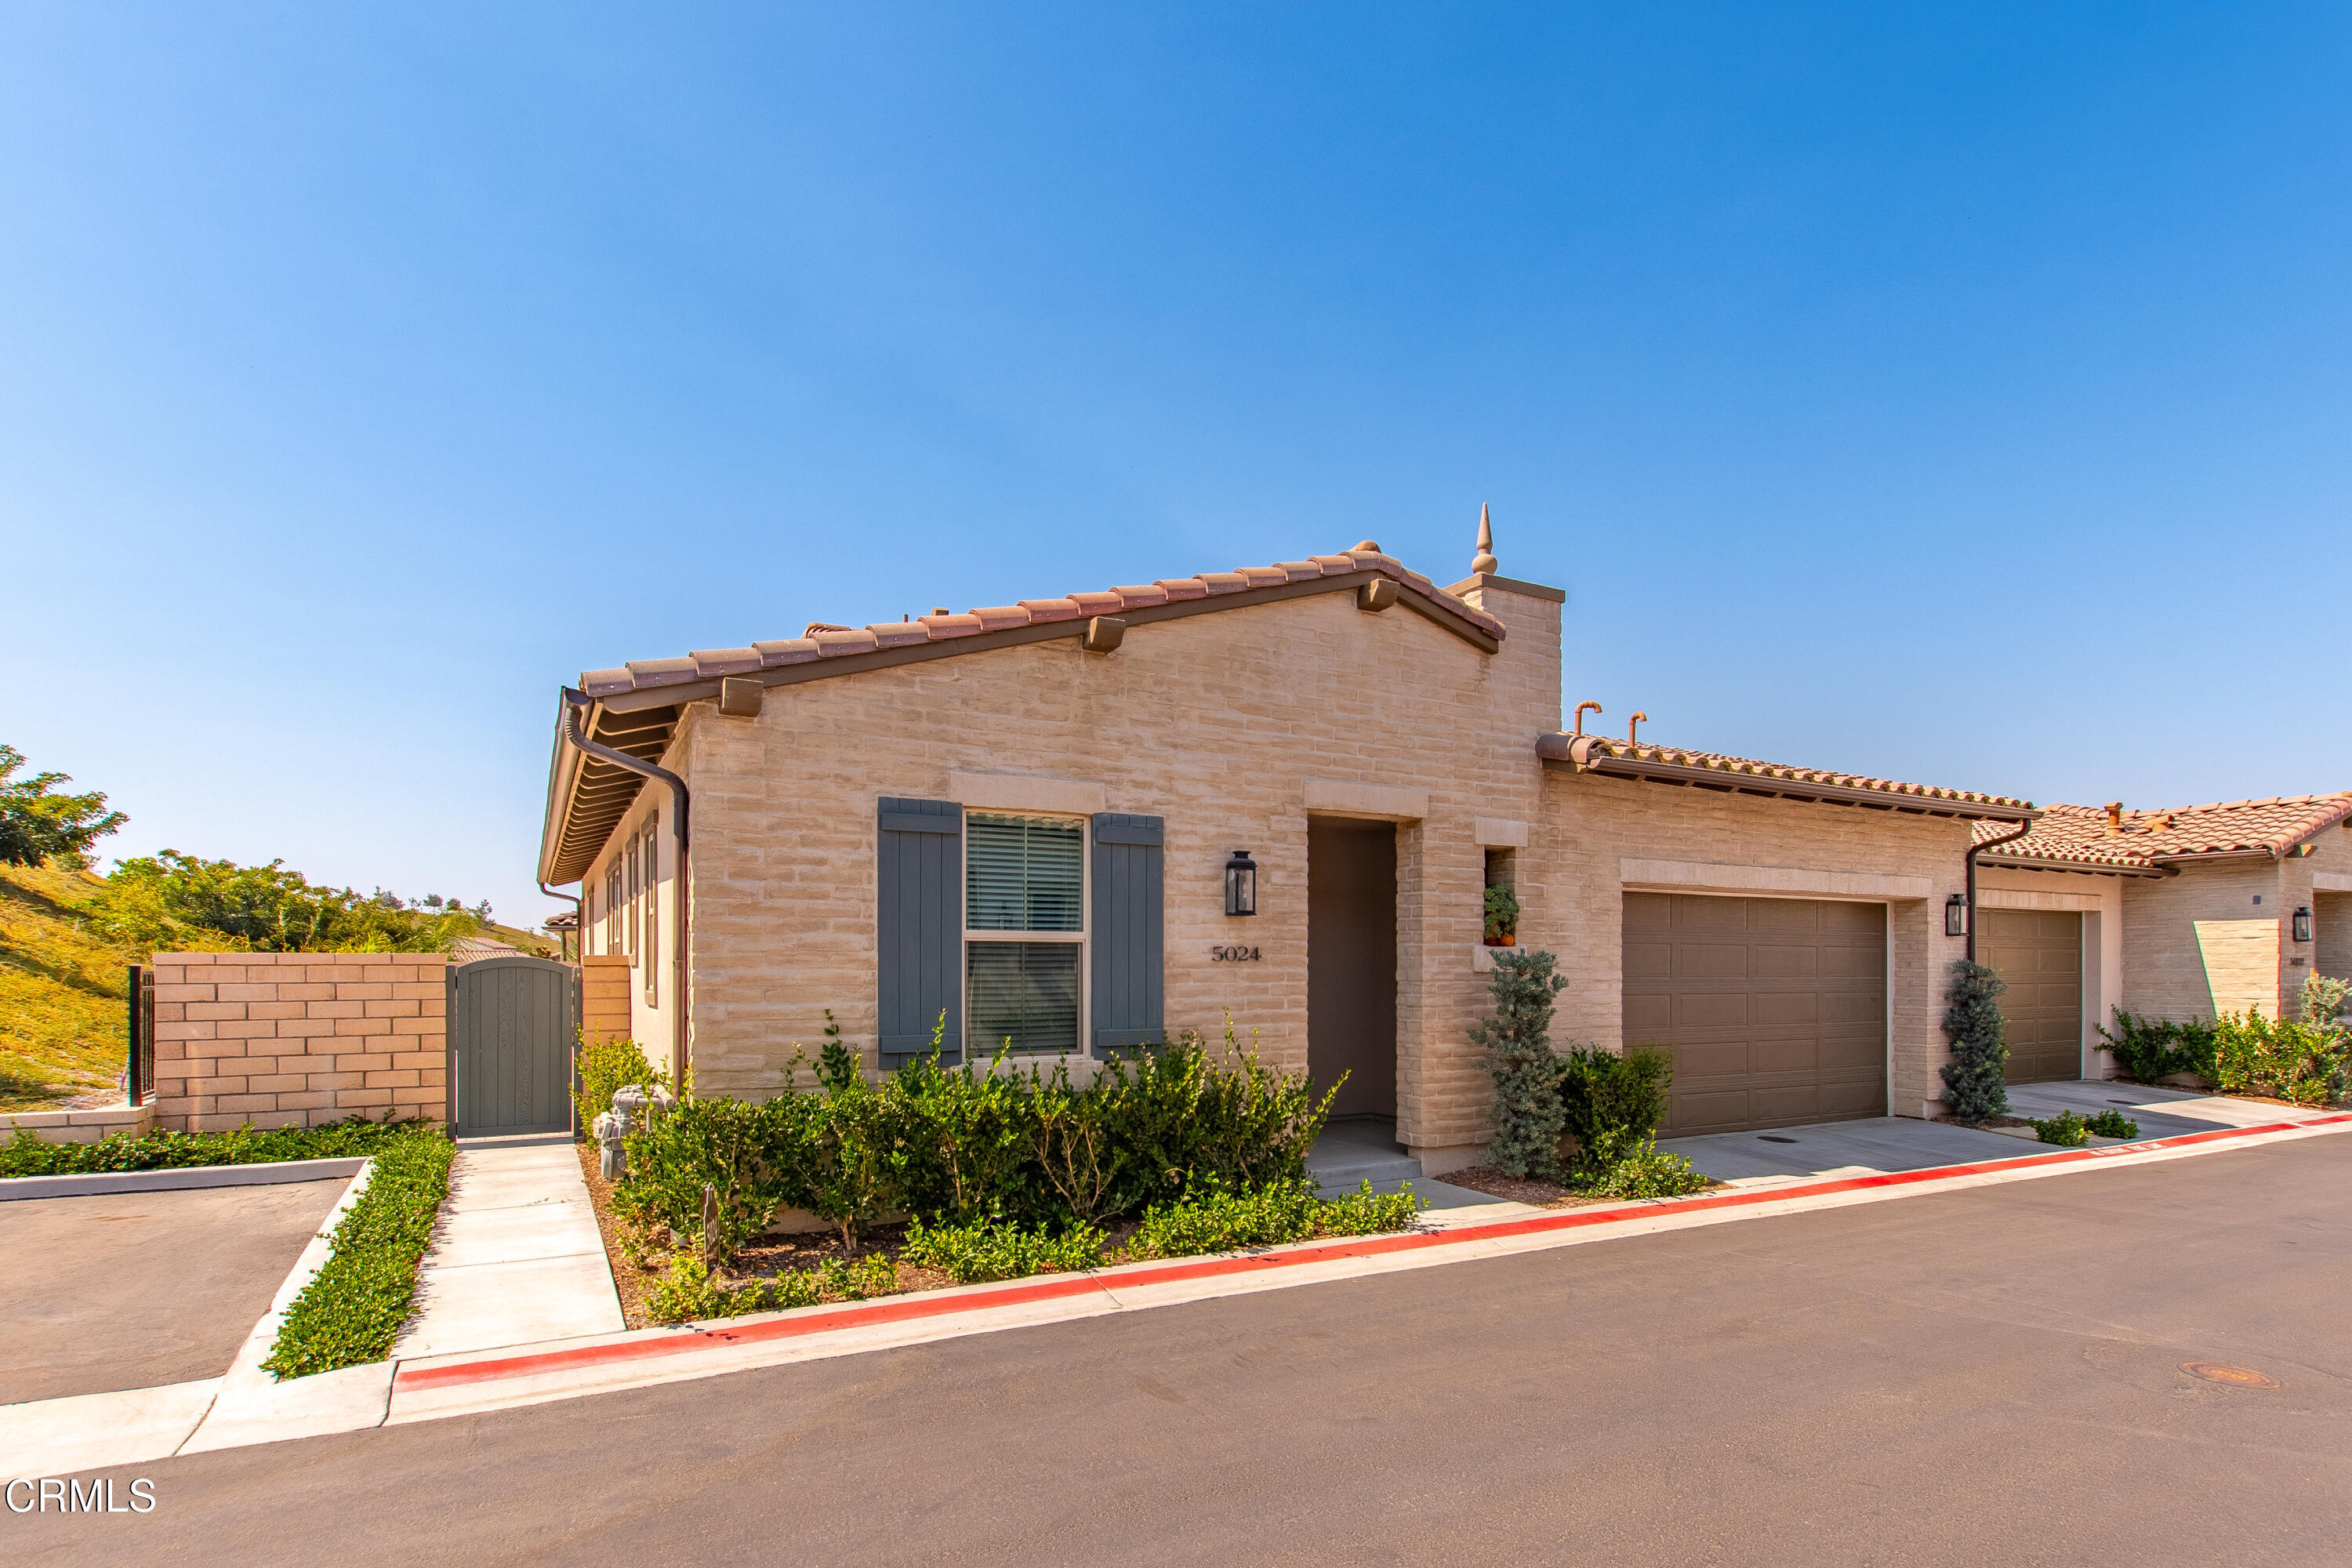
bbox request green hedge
[0,1114,435,1178]
[262,1131,455,1379]
[613,1022,1334,1263]
[2096,1008,2219,1084]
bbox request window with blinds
[965,812,1084,1055]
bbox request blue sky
[5,4,2348,931]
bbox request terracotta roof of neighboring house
[576,546,1505,700]
[1976,793,2352,869]
[1538,731,2037,821]
[451,935,524,964]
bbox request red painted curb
[394,1110,2350,1396]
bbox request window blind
[966,814,1083,932]
[967,942,1081,1055]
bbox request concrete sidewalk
[391,1134,622,1360]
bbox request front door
[1307,818,1397,1120]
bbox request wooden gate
[446,956,577,1136]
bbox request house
[1972,795,2352,1076]
[537,520,2056,1168]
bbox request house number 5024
[1210,945,1261,963]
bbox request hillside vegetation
[0,861,141,1110]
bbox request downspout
[537,882,582,962]
[562,688,691,1087]
[1965,819,2035,964]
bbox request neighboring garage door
[1978,908,2082,1083]
[1624,893,1887,1138]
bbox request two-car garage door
[1624,893,1887,1138]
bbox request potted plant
[1483,884,1519,946]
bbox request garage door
[1978,907,2082,1084]
[1624,893,1887,1138]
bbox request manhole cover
[1757,1135,1798,1144]
[2181,1362,2278,1388]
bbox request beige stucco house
[539,522,2094,1170]
[1970,795,2352,1078]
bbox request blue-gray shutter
[877,797,962,1069]
[1091,813,1164,1055]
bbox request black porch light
[1224,851,1258,917]
[2292,906,2312,943]
[1945,894,1969,938]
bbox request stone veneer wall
[149,952,448,1132]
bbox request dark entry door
[448,956,577,1135]
[1308,818,1397,1119]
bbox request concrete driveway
[0,1179,347,1403]
[1662,1081,2341,1186]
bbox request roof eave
[1538,734,2037,823]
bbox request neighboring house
[1973,795,2352,1076]
[537,524,2060,1167]
[450,935,524,964]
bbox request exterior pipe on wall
[562,687,691,1085]
[537,880,583,962]
[1963,820,2034,964]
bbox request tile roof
[578,546,1504,698]
[1976,794,2352,868]
[1541,732,2036,819]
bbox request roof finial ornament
[1471,503,1498,575]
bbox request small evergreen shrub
[2084,1109,2140,1139]
[902,1215,1107,1283]
[1483,884,1520,943]
[1469,949,1567,1178]
[616,1094,811,1265]
[263,1131,454,1377]
[1581,1137,1708,1199]
[1558,1046,1673,1182]
[2027,1110,2090,1147]
[1940,960,2011,1121]
[2297,974,2350,1029]
[2096,1008,2218,1084]
[1126,1177,1422,1259]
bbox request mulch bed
[1436,1166,1620,1208]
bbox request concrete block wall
[147,952,448,1132]
[0,1103,157,1147]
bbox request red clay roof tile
[1976,794,2352,867]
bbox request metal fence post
[126,964,142,1108]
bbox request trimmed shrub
[1469,949,1567,1178]
[263,1131,454,1377]
[2027,1110,2090,1147]
[1557,1045,1671,1181]
[616,1094,811,1264]
[2085,1109,2140,1139]
[2211,1008,2347,1107]
[1581,1137,1707,1199]
[2096,1008,2218,1084]
[1940,960,2011,1121]
[573,1035,665,1136]
[1,1113,430,1179]
[1127,1176,1421,1260]
[1313,1181,1424,1236]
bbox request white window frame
[641,821,660,1006]
[961,810,1090,1063]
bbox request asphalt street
[11,1136,2350,1565]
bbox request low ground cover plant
[0,1112,433,1178]
[2027,1110,2091,1147]
[2084,1109,2140,1139]
[902,1214,1108,1283]
[1578,1135,1709,1198]
[263,1128,455,1378]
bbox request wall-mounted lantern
[1945,894,1969,938]
[1224,851,1258,917]
[2292,906,2312,943]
